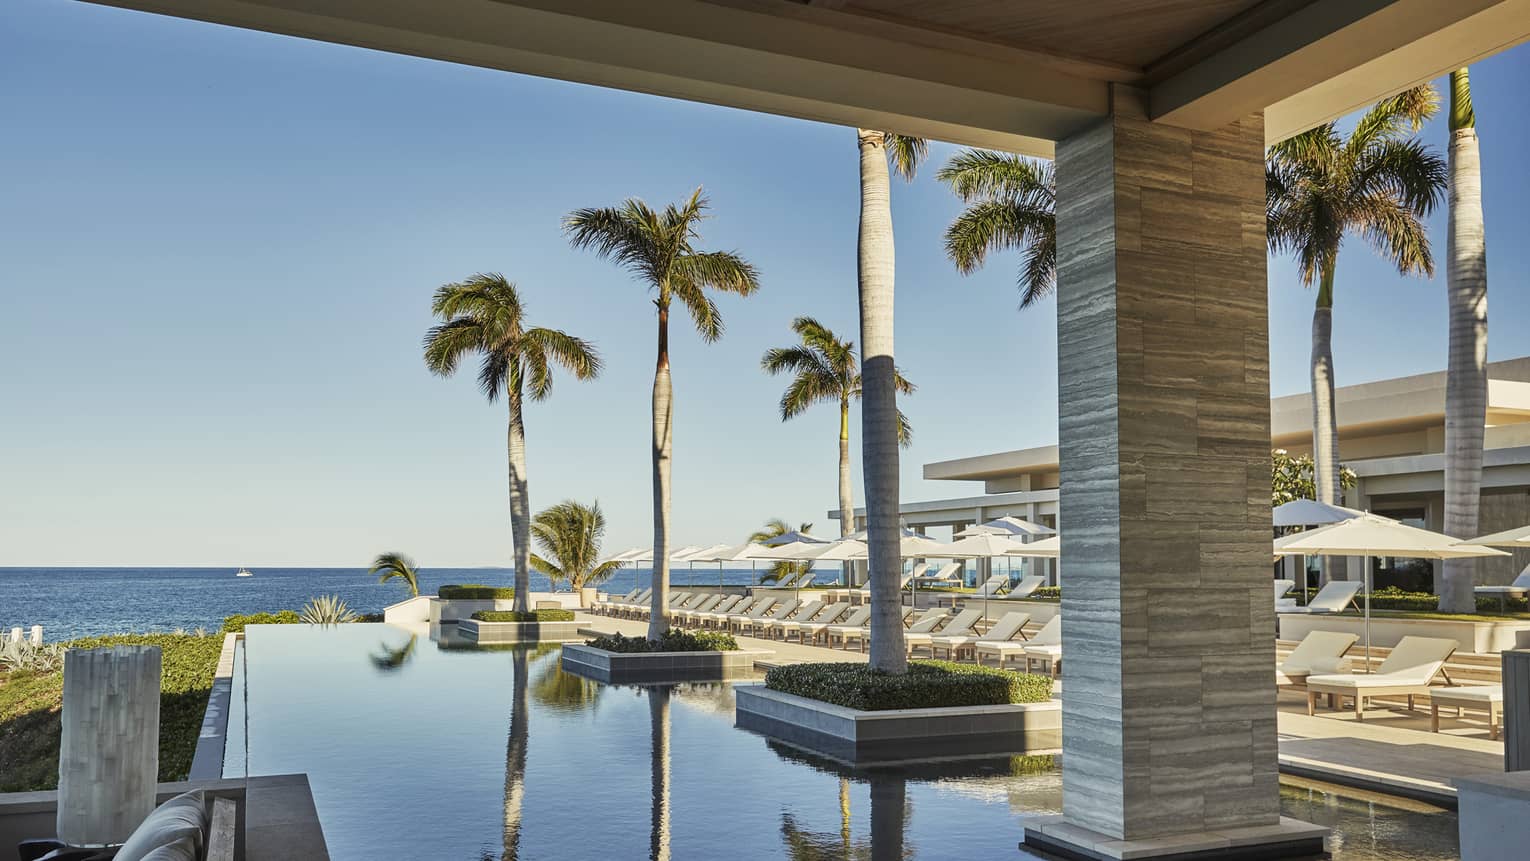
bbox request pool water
[226,624,1460,860]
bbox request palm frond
[895,408,914,448]
[672,281,723,342]
[422,318,486,377]
[779,370,841,421]
[529,499,612,591]
[1349,84,1439,151]
[883,133,927,181]
[522,327,601,400]
[1450,68,1475,131]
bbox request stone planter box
[456,618,586,644]
[560,643,770,684]
[1278,612,1530,654]
[734,684,1060,764]
[428,597,517,624]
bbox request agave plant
[0,638,66,673]
[300,594,359,626]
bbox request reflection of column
[649,686,672,861]
[868,775,906,860]
[503,649,529,860]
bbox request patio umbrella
[674,543,733,588]
[956,515,1056,538]
[1460,524,1530,547]
[1272,499,1368,604]
[1274,513,1507,670]
[700,541,775,588]
[944,533,1033,616]
[759,530,829,547]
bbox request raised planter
[428,597,517,625]
[734,684,1060,764]
[456,618,586,644]
[1278,612,1530,654]
[560,643,770,684]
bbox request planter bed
[560,643,770,684]
[1278,612,1530,654]
[456,618,586,645]
[734,684,1060,764]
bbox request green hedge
[1364,587,1528,614]
[439,584,516,600]
[0,633,223,792]
[220,609,301,633]
[471,609,575,623]
[585,630,739,653]
[765,660,1052,711]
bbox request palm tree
[761,317,915,549]
[1442,68,1490,613]
[368,551,421,598]
[749,518,816,585]
[1266,87,1447,582]
[939,149,1057,308]
[529,499,623,603]
[423,273,602,613]
[856,130,925,674]
[502,648,529,861]
[565,190,760,639]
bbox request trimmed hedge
[585,630,739,653]
[471,609,575,623]
[439,584,516,600]
[1364,586,1528,614]
[220,609,301,633]
[765,660,1052,711]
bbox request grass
[0,633,223,793]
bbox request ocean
[0,565,819,640]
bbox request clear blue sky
[3,0,1528,566]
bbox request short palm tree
[565,189,760,640]
[1442,68,1489,613]
[1267,86,1446,579]
[529,500,622,602]
[368,552,420,598]
[748,518,815,585]
[762,317,914,548]
[424,274,601,614]
[939,150,1057,308]
[856,130,924,674]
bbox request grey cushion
[137,837,198,861]
[114,790,206,861]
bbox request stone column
[57,645,162,847]
[1023,88,1325,859]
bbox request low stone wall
[734,684,1061,764]
[456,618,586,644]
[189,633,240,780]
[382,595,433,624]
[1278,613,1530,654]
[427,597,517,624]
[1457,771,1530,861]
[560,643,769,684]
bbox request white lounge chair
[1430,685,1503,739]
[1275,630,1358,687]
[1273,579,1295,602]
[801,606,869,645]
[1474,565,1530,612]
[973,574,1011,599]
[778,603,849,643]
[594,588,640,614]
[903,608,983,656]
[828,606,916,651]
[738,598,802,636]
[930,611,1031,661]
[1018,616,1064,676]
[1277,580,1363,615]
[678,594,738,626]
[1305,635,1457,720]
[727,597,786,631]
[614,588,652,618]
[914,562,962,587]
[675,594,726,624]
[757,600,825,639]
[998,575,1047,600]
[695,595,758,627]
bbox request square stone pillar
[1023,89,1325,859]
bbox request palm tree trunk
[649,687,672,861]
[1441,68,1488,614]
[1310,269,1343,585]
[856,129,906,672]
[502,649,528,861]
[649,304,674,640]
[507,384,533,613]
[838,398,854,585]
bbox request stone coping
[455,618,586,644]
[1021,814,1327,861]
[560,642,770,684]
[734,683,1060,764]
[189,632,241,780]
[1454,770,1530,802]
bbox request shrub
[1032,586,1061,600]
[0,639,65,673]
[438,584,517,600]
[764,660,1052,711]
[585,629,739,653]
[220,609,301,633]
[356,612,385,623]
[472,609,576,623]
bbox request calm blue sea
[0,566,804,640]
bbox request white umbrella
[1272,499,1367,528]
[606,547,647,563]
[1275,513,1507,670]
[1460,524,1530,547]
[759,530,829,547]
[1007,535,1059,558]
[944,533,1035,616]
[956,515,1056,538]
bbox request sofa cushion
[138,837,198,861]
[115,790,207,861]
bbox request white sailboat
[235,567,254,578]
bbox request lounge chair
[705,596,771,628]
[972,574,1011,599]
[1019,616,1064,676]
[737,598,801,636]
[1474,565,1530,612]
[930,610,1030,660]
[1429,685,1503,739]
[1275,630,1358,687]
[677,594,735,626]
[728,597,789,631]
[801,606,869,645]
[778,603,850,643]
[998,575,1047,601]
[914,562,962,587]
[757,600,825,639]
[674,594,726,624]
[771,571,804,589]
[903,608,983,656]
[1305,635,1457,720]
[1277,580,1363,615]
[793,572,818,590]
[594,588,640,614]
[838,571,913,603]
[692,594,748,626]
[1273,579,1295,602]
[830,606,923,651]
[613,588,652,618]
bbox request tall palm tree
[1267,87,1447,583]
[368,551,420,598]
[939,150,1057,308]
[749,518,816,584]
[565,190,760,640]
[856,130,925,674]
[761,317,915,547]
[1442,68,1490,613]
[529,499,623,603]
[424,274,602,613]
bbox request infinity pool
[226,624,1460,860]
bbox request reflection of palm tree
[649,686,672,861]
[503,649,529,860]
[528,647,601,713]
[369,634,417,671]
[778,774,910,860]
[868,775,908,861]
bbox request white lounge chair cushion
[1307,635,1455,688]
[1279,631,1359,675]
[115,790,207,861]
[1024,643,1061,659]
[1430,685,1501,704]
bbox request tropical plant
[368,551,420,598]
[1266,86,1447,519]
[424,273,602,613]
[565,189,760,639]
[855,130,925,674]
[762,318,914,549]
[299,594,359,626]
[0,639,64,673]
[529,500,622,599]
[939,149,1057,308]
[748,518,817,584]
[1442,68,1490,613]
[1271,449,1357,507]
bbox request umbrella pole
[1363,555,1372,674]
